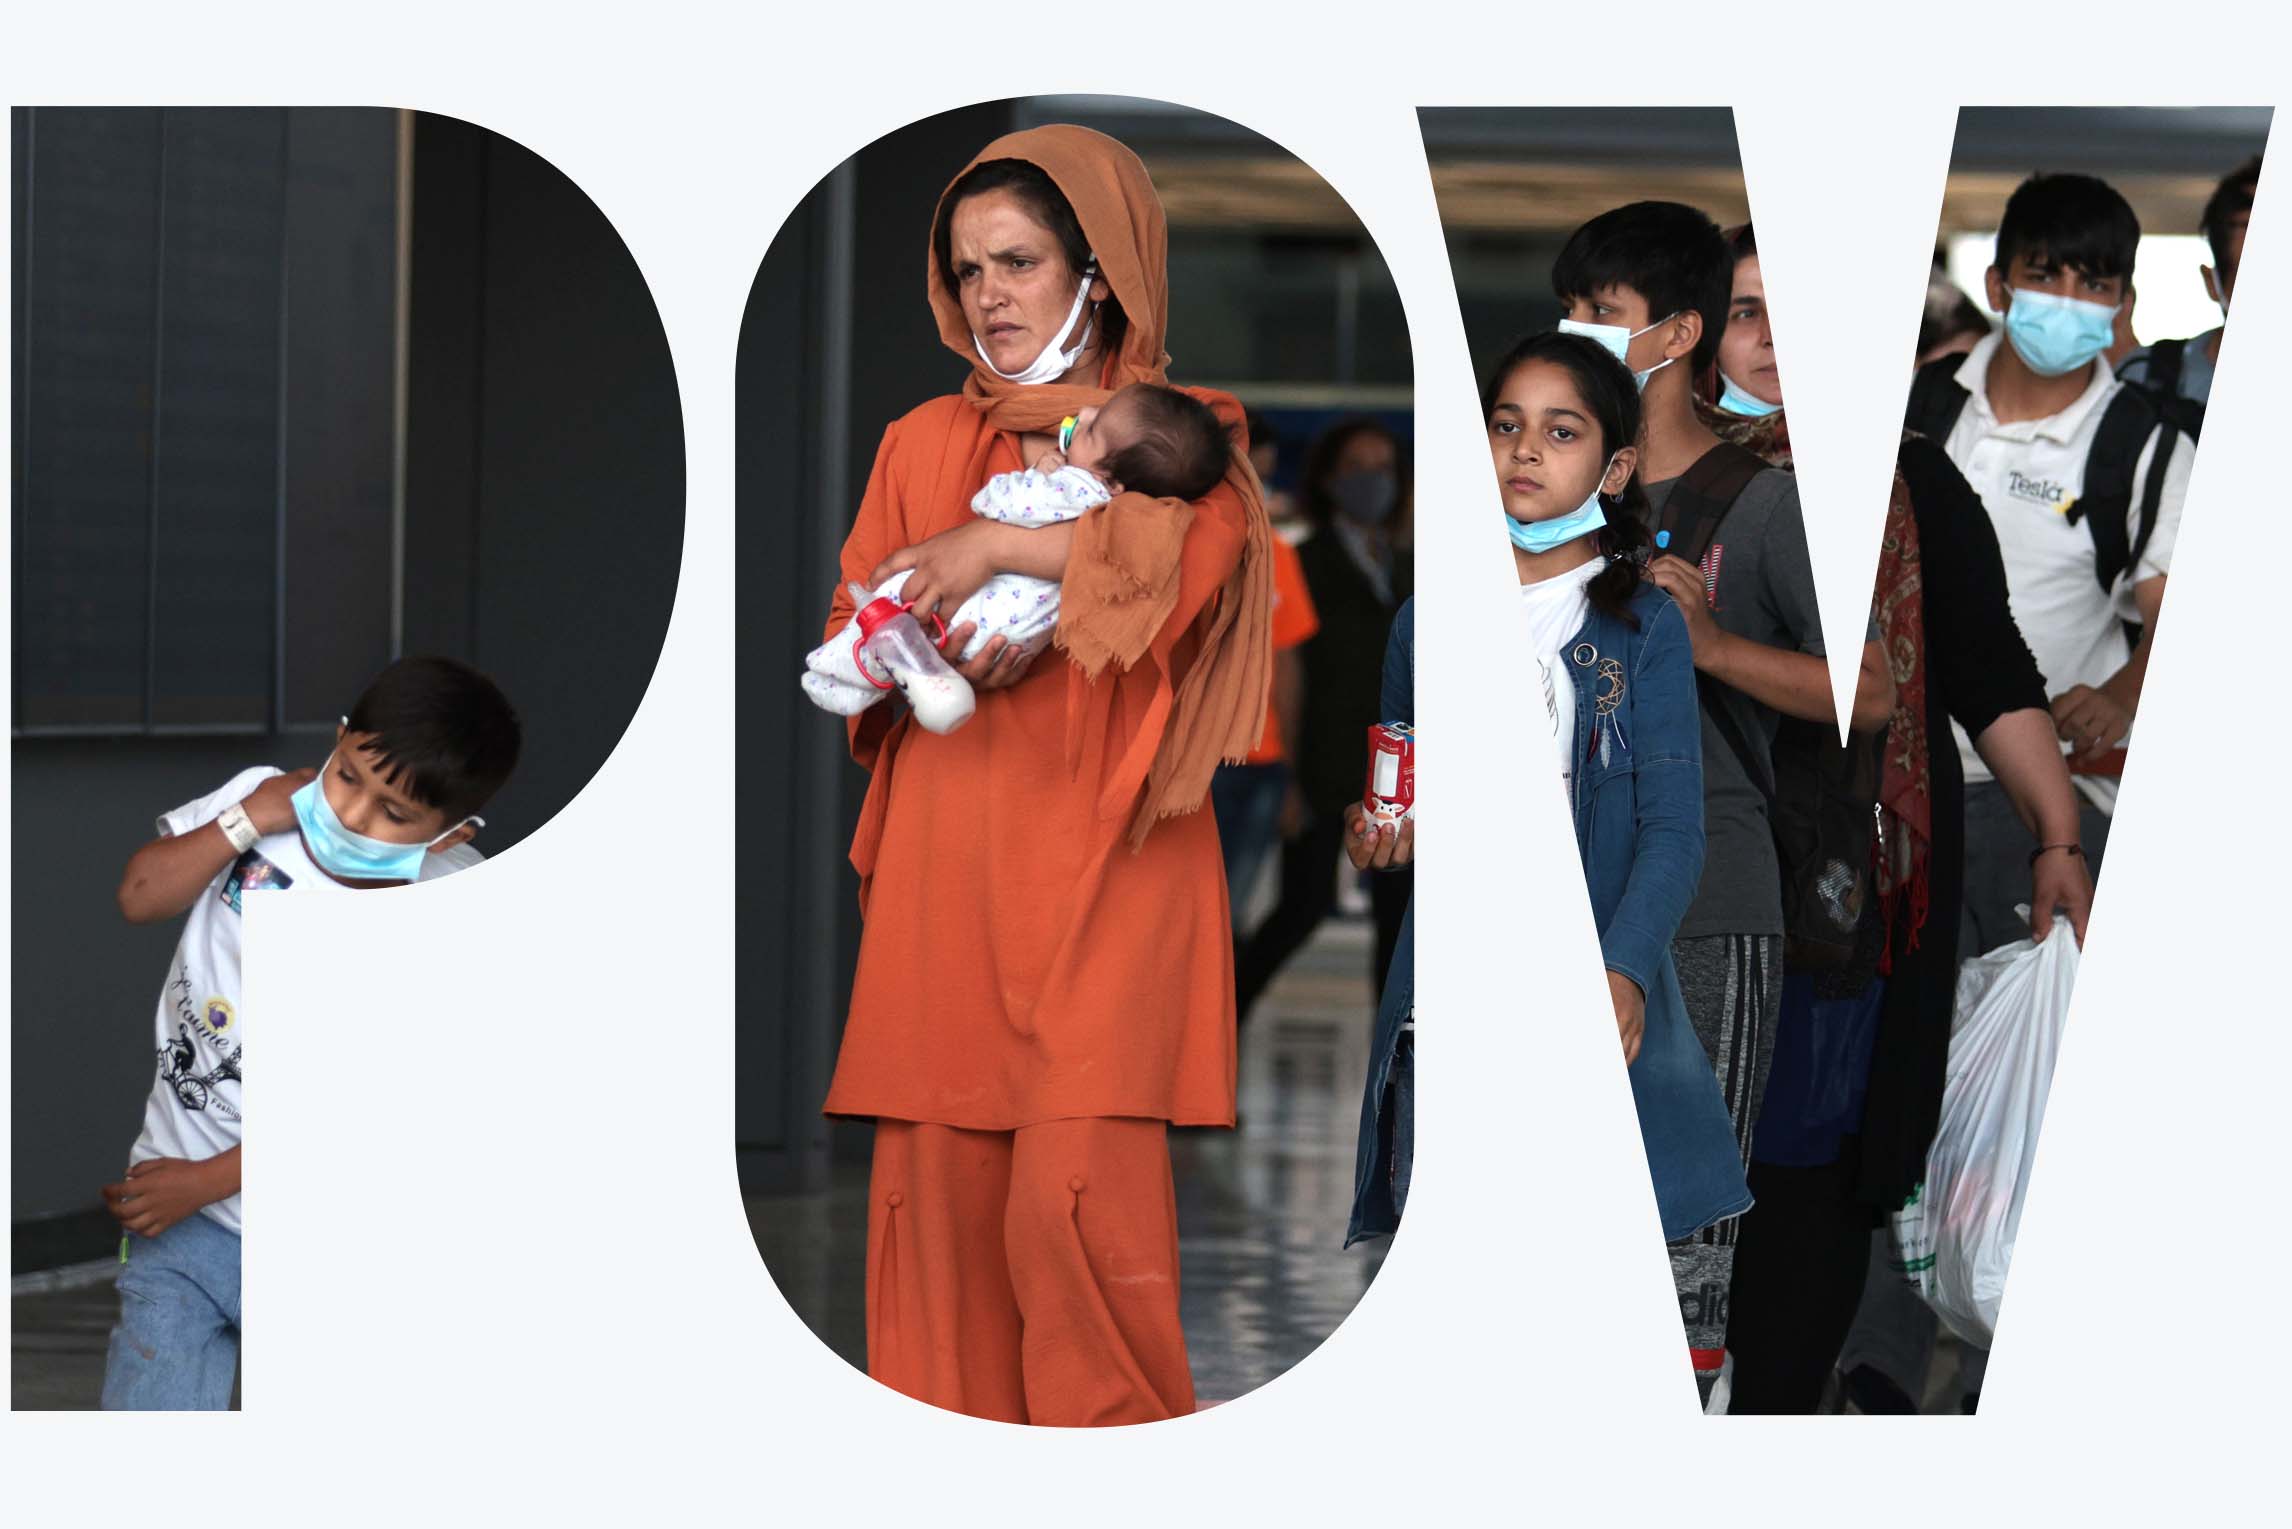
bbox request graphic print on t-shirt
[157,968,243,1122]
[220,848,293,913]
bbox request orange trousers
[866,1117,1194,1426]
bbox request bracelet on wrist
[2027,842,2086,867]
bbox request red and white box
[1364,722,1416,824]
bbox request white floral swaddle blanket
[801,464,1110,717]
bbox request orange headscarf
[927,124,1275,844]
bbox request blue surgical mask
[2002,288,2118,378]
[291,751,476,883]
[1559,314,1680,391]
[1717,372,1782,418]
[1505,454,1617,554]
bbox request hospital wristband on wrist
[217,802,260,854]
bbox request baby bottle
[850,582,976,734]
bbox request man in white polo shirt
[1843,171,2196,1420]
[1905,170,2192,962]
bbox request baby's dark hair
[1481,330,1655,628]
[1102,384,1232,502]
[344,656,522,822]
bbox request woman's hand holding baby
[939,625,1038,691]
[870,520,1011,623]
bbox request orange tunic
[820,392,1248,1130]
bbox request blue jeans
[101,1212,241,1410]
[1209,761,1288,933]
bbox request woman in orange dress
[817,124,1273,1427]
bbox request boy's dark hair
[1993,172,2141,283]
[934,158,1130,354]
[1480,330,1655,629]
[2202,154,2262,268]
[1103,384,1231,502]
[1726,222,1757,260]
[1552,201,1732,373]
[345,656,522,822]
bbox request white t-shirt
[1938,331,2190,812]
[1518,556,1604,798]
[129,765,483,1234]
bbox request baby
[803,382,1230,716]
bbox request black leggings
[1724,1155,1878,1414]
[1234,810,1411,1025]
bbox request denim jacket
[1571,581,1751,1240]
[1347,599,1414,1246]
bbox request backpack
[2126,337,2208,442]
[1905,352,2174,596]
[1656,444,1886,975]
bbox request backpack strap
[1905,353,1972,444]
[1652,441,1767,565]
[2123,335,2207,442]
[2144,336,2185,399]
[2077,387,2168,594]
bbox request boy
[801,380,1231,716]
[2117,153,2260,409]
[1854,169,2195,1416]
[1550,200,1894,1407]
[100,656,521,1410]
[1904,171,2190,955]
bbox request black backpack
[1655,444,1886,975]
[2126,337,2208,443]
[1905,352,2174,596]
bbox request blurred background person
[1234,417,1414,1028]
[2118,152,2261,412]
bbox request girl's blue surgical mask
[1506,453,1618,554]
[1559,314,1681,391]
[1717,372,1782,418]
[291,751,476,883]
[2002,288,2118,378]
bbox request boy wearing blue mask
[1904,172,2189,961]
[1552,202,1895,1408]
[98,656,520,1409]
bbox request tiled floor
[744,915,1392,1408]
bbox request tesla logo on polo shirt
[2005,470,2076,516]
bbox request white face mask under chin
[975,265,1099,386]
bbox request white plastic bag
[1888,917,2080,1347]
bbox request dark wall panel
[460,127,683,855]
[148,108,287,729]
[15,109,163,730]
[279,108,400,728]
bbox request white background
[5,1,2287,1522]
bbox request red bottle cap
[854,594,907,642]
